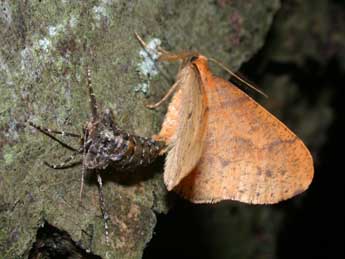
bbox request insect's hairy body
[83,109,163,171]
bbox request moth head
[190,54,208,67]
[189,54,210,81]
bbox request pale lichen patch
[0,0,12,27]
[134,38,162,95]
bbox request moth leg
[135,32,166,56]
[146,80,180,109]
[79,163,85,201]
[44,159,82,169]
[28,122,80,138]
[97,173,110,245]
[80,131,89,200]
[29,122,79,152]
[44,150,82,169]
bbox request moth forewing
[162,61,207,191]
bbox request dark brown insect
[29,67,165,243]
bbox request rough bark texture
[0,1,280,258]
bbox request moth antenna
[134,32,177,95]
[134,32,148,50]
[44,150,81,169]
[209,57,268,98]
[97,173,110,245]
[29,121,79,152]
[134,32,167,56]
[135,33,198,62]
[146,79,180,109]
[146,52,202,109]
[158,51,199,62]
[157,46,171,55]
[87,66,99,122]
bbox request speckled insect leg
[44,160,83,169]
[80,132,88,200]
[146,80,180,109]
[96,173,110,245]
[28,122,80,138]
[29,122,79,152]
[44,153,82,169]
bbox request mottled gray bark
[0,1,280,258]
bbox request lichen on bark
[0,0,280,258]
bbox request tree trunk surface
[0,1,280,258]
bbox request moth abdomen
[84,123,165,171]
[113,133,165,170]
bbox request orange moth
[137,35,314,204]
